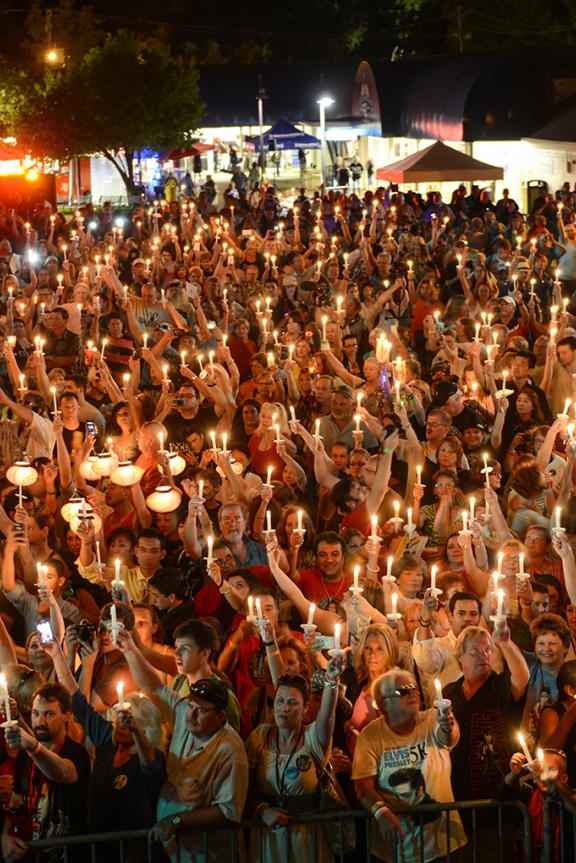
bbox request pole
[257,76,267,183]
[319,101,326,191]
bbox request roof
[247,118,321,151]
[527,98,576,144]
[376,140,504,183]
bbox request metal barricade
[27,799,533,863]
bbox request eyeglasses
[390,683,418,698]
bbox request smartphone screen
[36,620,53,644]
[86,421,96,435]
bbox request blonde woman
[248,401,295,480]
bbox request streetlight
[317,96,334,189]
[256,76,268,182]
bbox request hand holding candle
[433,677,451,716]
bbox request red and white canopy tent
[376,140,503,184]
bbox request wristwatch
[172,815,183,827]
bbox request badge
[285,766,299,780]
[296,754,312,772]
[113,774,128,790]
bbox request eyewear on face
[387,683,418,698]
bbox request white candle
[116,680,125,710]
[37,562,46,586]
[497,551,504,576]
[210,430,217,452]
[221,432,228,453]
[556,506,562,530]
[180,351,187,367]
[517,732,532,763]
[274,424,281,445]
[289,405,296,423]
[334,623,341,654]
[209,350,215,373]
[370,515,378,539]
[297,510,303,531]
[207,534,214,566]
[247,595,254,620]
[461,510,468,533]
[50,386,58,415]
[492,570,499,594]
[519,553,525,577]
[161,289,166,307]
[197,480,204,500]
[387,556,393,579]
[416,465,422,485]
[430,565,438,593]
[143,332,148,350]
[110,603,119,644]
[469,496,475,523]
[255,597,264,622]
[407,507,413,529]
[391,592,398,616]
[162,364,169,383]
[434,678,443,701]
[353,565,360,591]
[483,452,490,488]
[496,588,504,618]
[114,558,121,586]
[100,338,108,360]
[321,315,328,340]
[307,603,316,626]
[266,465,273,485]
[354,413,361,433]
[0,674,11,724]
[314,419,321,441]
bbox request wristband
[374,806,390,821]
[367,565,380,573]
[370,800,388,817]
[324,679,339,690]
[382,447,393,455]
[263,640,276,647]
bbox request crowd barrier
[26,798,543,863]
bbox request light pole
[257,76,268,183]
[317,96,334,190]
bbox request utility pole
[256,76,268,183]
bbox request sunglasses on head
[390,683,418,698]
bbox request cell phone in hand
[36,620,54,644]
[86,421,96,436]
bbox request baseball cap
[431,380,459,407]
[500,296,516,306]
[132,258,146,267]
[282,275,298,287]
[188,678,229,711]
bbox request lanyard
[274,728,303,803]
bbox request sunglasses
[390,683,418,698]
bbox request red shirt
[298,568,353,608]
[228,335,256,382]
[248,433,287,480]
[341,502,381,537]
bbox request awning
[160,143,214,162]
[376,141,503,183]
[248,118,321,151]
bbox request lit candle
[180,351,187,367]
[482,452,491,488]
[407,507,413,529]
[354,413,361,433]
[255,597,264,623]
[210,430,217,452]
[209,350,215,373]
[496,587,504,618]
[321,315,328,341]
[297,509,303,532]
[307,603,316,626]
[221,432,228,453]
[158,430,165,452]
[391,592,398,616]
[416,465,422,485]
[556,506,562,531]
[314,419,321,442]
[266,465,273,485]
[387,556,393,579]
[497,551,504,576]
[110,603,119,644]
[36,562,46,586]
[274,424,281,445]
[370,515,378,539]
[50,386,58,415]
[207,534,214,566]
[162,364,169,384]
[266,510,272,532]
[519,552,525,577]
[461,510,468,533]
[198,480,204,500]
[100,337,108,360]
[430,565,438,593]
[197,354,204,374]
[474,323,481,343]
[116,681,125,710]
[143,332,149,350]
[114,558,121,587]
[434,678,443,701]
[469,496,475,523]
[289,406,297,423]
[95,541,102,568]
[161,289,166,307]
[353,565,360,591]
[517,732,532,764]
[0,674,11,724]
[334,623,341,655]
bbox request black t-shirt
[450,405,485,433]
[14,736,90,839]
[62,422,88,455]
[163,404,218,445]
[445,670,525,801]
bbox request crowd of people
[1,178,576,862]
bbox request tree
[3,30,204,196]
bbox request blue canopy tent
[249,118,321,151]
